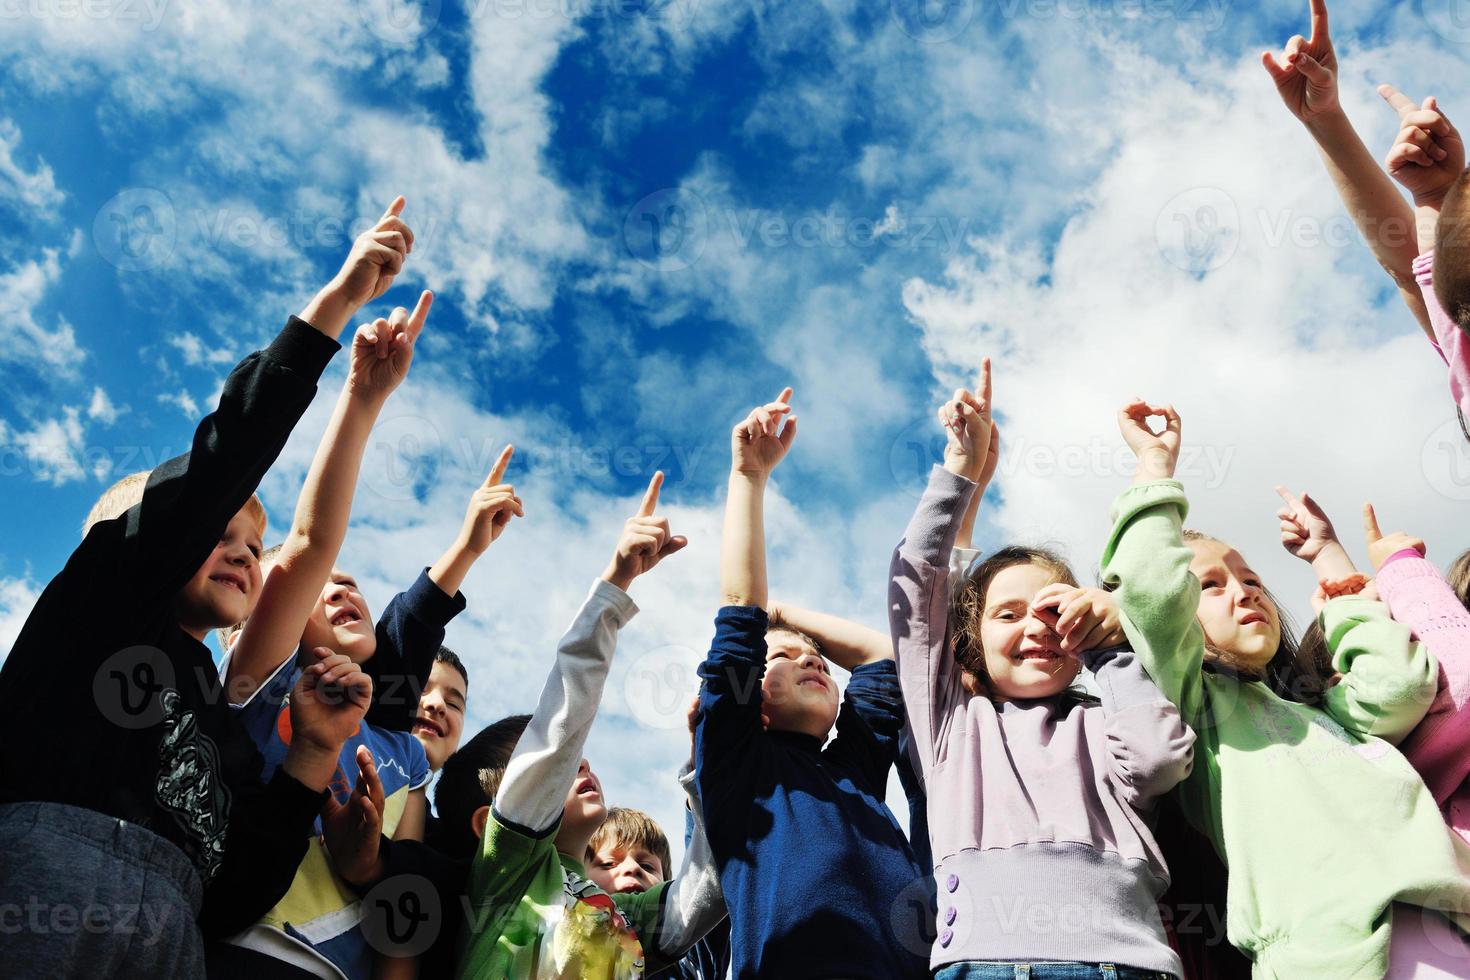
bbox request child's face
[174,507,264,638]
[300,569,377,663]
[1187,539,1281,672]
[413,661,467,771]
[561,758,607,838]
[588,840,665,895]
[977,563,1082,701]
[761,631,840,739]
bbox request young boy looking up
[224,442,521,734]
[208,292,449,978]
[695,388,929,980]
[0,197,414,974]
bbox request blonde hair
[586,807,671,881]
[84,469,267,543]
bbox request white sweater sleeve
[494,579,638,833]
[648,761,728,960]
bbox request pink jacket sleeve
[1414,251,1470,420]
[1375,553,1470,806]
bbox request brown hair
[1448,548,1470,612]
[1434,167,1470,334]
[1181,530,1325,704]
[84,469,267,542]
[586,807,671,881]
[765,626,822,659]
[952,545,1078,693]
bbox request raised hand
[938,357,996,485]
[602,471,689,592]
[320,746,386,889]
[332,197,415,310]
[1261,0,1339,123]
[459,444,523,554]
[1380,86,1466,209]
[1274,485,1342,562]
[1031,584,1125,655]
[731,388,797,478]
[1117,398,1181,484]
[348,290,432,401]
[1363,503,1427,572]
[291,647,373,754]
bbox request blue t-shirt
[224,649,431,979]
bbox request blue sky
[4,0,1470,843]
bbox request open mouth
[1238,611,1268,627]
[330,608,364,628]
[575,777,601,799]
[1015,648,1061,663]
[412,717,444,738]
[210,573,246,594]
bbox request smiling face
[1186,537,1281,675]
[588,839,665,895]
[299,569,377,663]
[174,507,265,639]
[976,563,1082,701]
[412,661,467,771]
[761,629,840,740]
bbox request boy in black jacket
[0,197,417,978]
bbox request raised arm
[427,444,523,597]
[1261,0,1431,336]
[226,293,434,703]
[1379,87,1466,256]
[496,473,685,833]
[767,603,889,670]
[720,388,796,608]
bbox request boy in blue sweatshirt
[694,387,929,980]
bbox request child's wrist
[1309,542,1357,581]
[299,283,357,339]
[281,739,340,791]
[601,562,635,593]
[729,468,770,486]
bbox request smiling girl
[888,361,1194,980]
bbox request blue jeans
[934,964,1175,980]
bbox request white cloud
[0,117,63,215]
[1,406,87,485]
[87,386,123,425]
[157,389,200,418]
[0,242,86,378]
[0,575,42,662]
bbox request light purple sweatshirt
[888,466,1194,975]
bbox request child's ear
[225,629,242,653]
[472,805,491,840]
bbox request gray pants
[0,802,205,979]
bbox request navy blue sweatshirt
[0,317,338,939]
[362,568,466,732]
[693,607,929,980]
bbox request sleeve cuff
[589,577,639,626]
[1108,479,1188,525]
[404,568,468,626]
[1080,643,1128,672]
[262,768,331,839]
[264,316,341,380]
[1414,249,1435,285]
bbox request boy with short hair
[695,387,929,979]
[0,197,412,974]
[210,292,505,978]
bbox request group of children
[4,0,1470,976]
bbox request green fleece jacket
[1101,480,1470,979]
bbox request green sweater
[1101,480,1469,979]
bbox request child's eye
[640,863,656,873]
